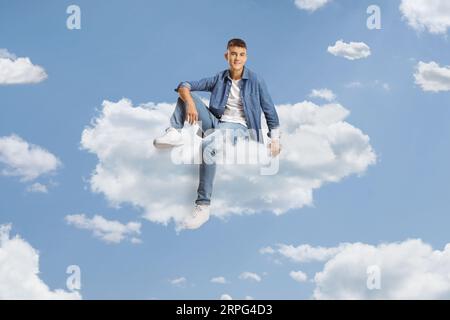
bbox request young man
[154,38,281,229]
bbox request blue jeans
[170,93,248,205]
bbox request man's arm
[177,86,198,125]
[174,74,218,93]
[259,78,280,139]
[259,77,281,157]
[174,75,218,124]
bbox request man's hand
[186,101,198,125]
[268,139,281,157]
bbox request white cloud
[0,134,61,182]
[328,40,371,60]
[170,277,187,287]
[0,49,47,85]
[130,237,142,244]
[220,293,233,300]
[0,224,81,299]
[239,272,261,282]
[314,240,450,299]
[211,276,227,284]
[277,243,350,263]
[65,214,141,244]
[290,270,308,283]
[400,0,450,34]
[259,246,275,254]
[273,239,450,299]
[414,61,450,92]
[345,80,391,91]
[80,98,375,230]
[0,49,17,60]
[26,182,49,193]
[345,81,363,89]
[309,88,336,101]
[219,293,253,300]
[294,0,332,12]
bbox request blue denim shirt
[174,66,280,143]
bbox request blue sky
[1,0,450,299]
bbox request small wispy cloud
[65,214,141,244]
[211,276,227,284]
[290,270,308,283]
[294,0,332,12]
[26,182,48,193]
[0,49,16,59]
[259,246,275,254]
[239,272,262,282]
[345,80,390,91]
[170,277,187,287]
[220,293,233,300]
[309,88,336,101]
[345,81,363,89]
[328,40,371,60]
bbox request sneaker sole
[153,140,184,149]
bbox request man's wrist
[270,128,280,140]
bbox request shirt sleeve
[258,77,280,139]
[174,74,218,92]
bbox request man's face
[225,46,247,71]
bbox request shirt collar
[225,66,249,81]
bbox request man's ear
[224,52,228,61]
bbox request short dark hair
[227,38,247,49]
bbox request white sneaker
[182,204,210,229]
[153,127,184,148]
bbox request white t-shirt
[220,79,247,127]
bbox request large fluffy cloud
[0,134,61,182]
[267,239,450,299]
[414,61,450,92]
[294,0,332,12]
[65,214,141,244]
[80,98,375,230]
[328,40,371,60]
[0,224,81,299]
[0,49,47,85]
[400,0,450,34]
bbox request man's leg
[196,136,217,205]
[167,93,219,205]
[170,93,218,133]
[196,121,248,205]
[156,93,218,148]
